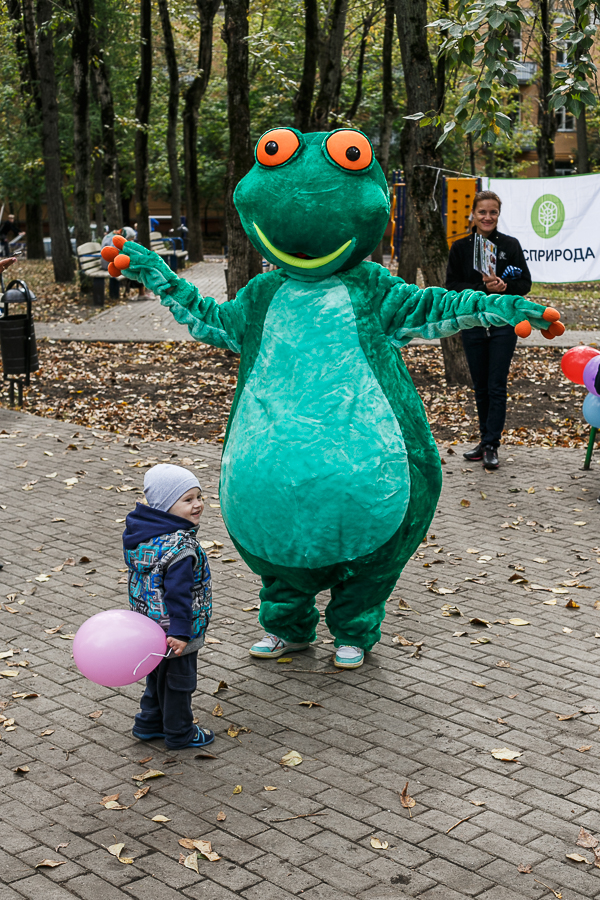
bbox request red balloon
[561,346,600,385]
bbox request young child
[123,464,214,749]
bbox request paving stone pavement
[3,408,600,898]
[34,262,600,349]
[36,263,228,343]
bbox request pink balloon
[583,356,600,397]
[73,609,167,687]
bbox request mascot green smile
[106,127,563,669]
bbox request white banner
[485,174,600,283]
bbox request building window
[556,41,571,66]
[555,164,575,176]
[556,106,575,131]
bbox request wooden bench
[150,232,188,271]
[77,241,123,307]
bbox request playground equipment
[390,174,482,261]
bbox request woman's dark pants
[461,324,517,449]
[134,651,197,749]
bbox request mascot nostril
[114,127,563,669]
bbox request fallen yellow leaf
[370,837,389,850]
[132,769,165,782]
[400,781,415,810]
[280,750,303,767]
[181,851,199,873]
[491,747,522,761]
[107,843,134,864]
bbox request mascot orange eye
[325,130,373,171]
[256,129,300,167]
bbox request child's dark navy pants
[134,651,197,749]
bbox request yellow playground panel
[390,175,479,261]
[446,177,478,246]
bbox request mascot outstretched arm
[104,127,563,669]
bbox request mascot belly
[220,275,409,570]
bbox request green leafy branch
[548,0,600,116]
[406,0,526,146]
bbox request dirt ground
[531,281,600,330]
[8,340,590,451]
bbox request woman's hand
[483,274,507,293]
[166,636,188,656]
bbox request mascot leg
[258,576,320,644]
[325,569,400,651]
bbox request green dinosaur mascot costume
[105,127,563,669]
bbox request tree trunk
[91,44,121,231]
[435,0,449,112]
[379,0,396,177]
[372,0,397,266]
[293,0,319,132]
[36,0,74,281]
[468,133,476,175]
[183,0,220,262]
[93,151,104,237]
[223,0,261,299]
[345,10,374,121]
[135,0,152,249]
[396,185,421,283]
[71,0,92,246]
[577,106,589,174]
[536,0,555,177]
[310,0,349,130]
[158,0,181,230]
[7,0,45,258]
[25,201,45,259]
[395,0,471,385]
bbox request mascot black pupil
[346,146,360,161]
[265,141,279,156]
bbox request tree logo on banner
[531,194,565,239]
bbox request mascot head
[234,128,390,280]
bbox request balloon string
[132,648,172,678]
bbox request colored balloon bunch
[561,346,600,428]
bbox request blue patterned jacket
[123,504,212,641]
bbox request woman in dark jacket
[446,190,532,469]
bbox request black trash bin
[0,279,38,406]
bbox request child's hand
[166,636,188,656]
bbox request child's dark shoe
[132,728,166,741]
[166,724,215,750]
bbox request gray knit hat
[143,464,201,513]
